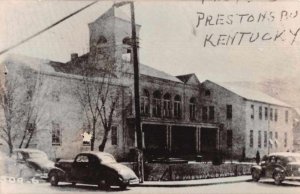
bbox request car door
[87,155,101,183]
[265,156,276,178]
[71,154,90,182]
[260,156,268,177]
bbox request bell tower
[88,6,141,73]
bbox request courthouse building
[0,6,295,160]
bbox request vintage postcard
[0,0,300,194]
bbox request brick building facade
[0,6,295,160]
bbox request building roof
[204,80,291,107]
[140,64,183,83]
[2,54,183,83]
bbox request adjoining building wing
[203,80,291,108]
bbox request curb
[132,177,253,187]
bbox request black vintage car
[48,151,139,190]
[251,152,300,185]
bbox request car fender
[251,165,262,172]
[48,167,66,180]
[273,166,285,176]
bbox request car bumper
[285,176,300,181]
[128,179,139,185]
[37,173,49,180]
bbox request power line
[0,1,99,56]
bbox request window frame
[52,122,62,146]
[226,104,232,120]
[111,126,118,146]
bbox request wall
[245,100,294,158]
[201,81,247,159]
[124,162,252,181]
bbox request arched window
[189,97,196,121]
[141,89,150,116]
[152,90,162,117]
[97,36,107,45]
[174,95,182,118]
[163,93,171,118]
[122,37,132,45]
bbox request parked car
[251,152,300,185]
[48,151,139,190]
[13,149,55,179]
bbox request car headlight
[118,176,124,181]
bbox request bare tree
[74,60,121,151]
[0,75,18,156]
[0,67,43,156]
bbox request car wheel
[251,170,260,182]
[273,171,284,185]
[120,184,127,190]
[49,173,59,186]
[98,180,110,190]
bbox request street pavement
[1,178,300,194]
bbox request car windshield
[100,155,116,163]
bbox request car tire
[273,171,284,185]
[251,170,260,182]
[98,180,110,190]
[49,173,59,186]
[120,184,127,190]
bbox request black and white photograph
[1,0,300,193]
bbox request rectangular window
[251,105,254,119]
[202,106,208,121]
[270,108,273,121]
[174,101,181,118]
[111,126,117,145]
[163,100,171,118]
[140,97,150,116]
[226,105,232,120]
[227,130,233,148]
[259,106,262,120]
[209,106,214,121]
[189,103,196,121]
[250,130,254,148]
[52,122,61,145]
[275,109,278,121]
[264,131,267,148]
[285,110,289,123]
[275,131,278,139]
[284,132,287,147]
[152,99,161,117]
[265,107,268,120]
[258,131,262,148]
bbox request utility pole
[113,1,144,182]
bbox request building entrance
[171,126,196,157]
[143,124,167,157]
[200,128,217,159]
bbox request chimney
[71,53,78,61]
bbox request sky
[0,0,300,83]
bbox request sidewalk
[135,175,252,187]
